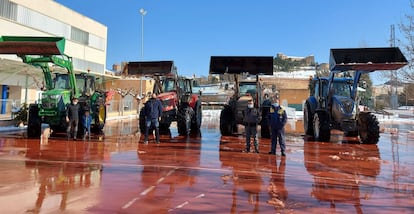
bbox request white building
[0,0,108,114]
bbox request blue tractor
[304,47,408,144]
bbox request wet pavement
[0,114,413,213]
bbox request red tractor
[125,61,202,136]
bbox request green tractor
[0,36,107,138]
[304,47,408,144]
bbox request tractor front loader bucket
[125,61,175,76]
[0,36,65,55]
[330,47,408,72]
[209,56,273,75]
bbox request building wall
[0,0,109,117]
[261,77,309,110]
[2,0,107,74]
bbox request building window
[0,0,17,21]
[71,26,89,45]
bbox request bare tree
[399,0,414,81]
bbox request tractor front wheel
[220,106,235,136]
[358,113,380,144]
[191,100,202,132]
[27,104,41,138]
[313,111,330,142]
[304,102,314,136]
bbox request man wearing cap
[268,97,287,156]
[66,97,80,140]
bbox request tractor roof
[209,56,273,75]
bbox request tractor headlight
[49,94,61,99]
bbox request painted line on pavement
[122,168,177,209]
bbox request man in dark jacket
[243,99,259,153]
[143,93,163,144]
[260,93,272,138]
[268,98,287,156]
[66,97,80,140]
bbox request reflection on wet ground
[0,116,413,213]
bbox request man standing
[260,93,272,138]
[243,99,259,153]
[66,97,80,140]
[268,98,287,156]
[143,93,163,144]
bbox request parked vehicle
[0,36,107,138]
[125,61,202,135]
[304,47,408,144]
[209,56,274,137]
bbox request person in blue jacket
[143,92,163,144]
[82,108,92,140]
[268,97,287,156]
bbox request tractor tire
[260,118,270,139]
[313,111,330,142]
[177,106,193,136]
[358,113,380,144]
[96,104,106,132]
[345,131,359,137]
[139,108,146,134]
[220,106,234,136]
[191,100,202,132]
[27,104,41,138]
[304,102,314,136]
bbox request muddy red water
[0,117,413,213]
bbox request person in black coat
[143,93,163,144]
[243,99,260,153]
[66,97,80,140]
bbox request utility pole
[390,24,398,109]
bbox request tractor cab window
[179,79,192,93]
[54,74,69,89]
[162,79,175,92]
[76,75,95,96]
[333,81,351,97]
[239,84,257,96]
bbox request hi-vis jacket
[268,105,287,129]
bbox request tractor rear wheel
[313,111,330,142]
[220,106,234,136]
[304,102,314,136]
[260,119,270,139]
[358,113,380,144]
[191,100,202,132]
[139,108,146,134]
[177,106,193,136]
[27,104,41,138]
[96,104,106,132]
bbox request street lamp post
[139,8,147,98]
